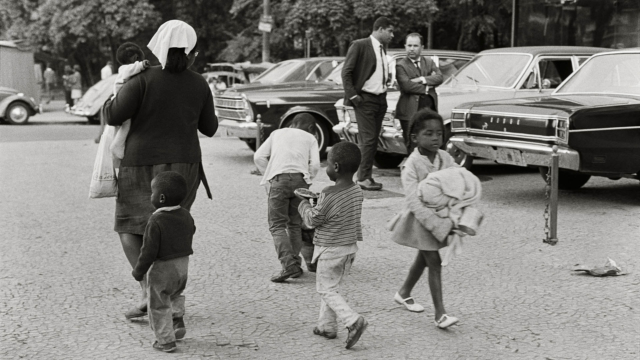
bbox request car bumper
[219,119,259,138]
[332,123,407,155]
[449,135,580,170]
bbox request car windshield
[440,53,530,89]
[323,62,344,85]
[252,59,323,83]
[555,53,640,96]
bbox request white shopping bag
[89,126,118,198]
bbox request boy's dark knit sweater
[132,208,195,280]
[103,66,218,167]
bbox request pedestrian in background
[70,65,83,106]
[341,16,394,191]
[254,113,320,282]
[62,65,73,111]
[101,19,217,326]
[395,33,443,155]
[101,60,114,80]
[297,141,368,349]
[393,109,459,330]
[131,171,195,353]
[43,64,57,104]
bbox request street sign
[259,21,272,33]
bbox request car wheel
[538,167,591,190]
[446,141,473,170]
[87,115,100,124]
[5,102,30,125]
[373,152,405,169]
[243,138,257,151]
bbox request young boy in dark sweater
[296,142,368,349]
[132,171,195,353]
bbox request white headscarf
[147,20,197,69]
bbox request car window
[539,59,573,88]
[577,57,590,66]
[441,54,530,89]
[323,62,344,85]
[252,60,320,83]
[306,60,340,82]
[556,53,640,95]
[438,57,469,80]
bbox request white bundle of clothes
[417,167,483,265]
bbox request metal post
[262,0,270,62]
[548,145,559,245]
[255,114,263,149]
[511,0,519,47]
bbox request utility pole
[511,0,519,47]
[262,0,270,63]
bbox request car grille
[468,113,557,141]
[214,96,246,122]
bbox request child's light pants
[316,254,360,333]
[147,256,189,345]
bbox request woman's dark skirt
[115,163,200,235]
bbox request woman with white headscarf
[102,20,217,326]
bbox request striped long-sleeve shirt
[298,183,363,247]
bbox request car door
[515,56,575,98]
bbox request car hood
[0,86,19,95]
[218,81,343,101]
[458,94,640,117]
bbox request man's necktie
[380,45,387,87]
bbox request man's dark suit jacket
[395,56,443,121]
[341,38,385,107]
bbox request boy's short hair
[116,42,145,65]
[153,171,187,206]
[330,142,361,173]
[290,113,316,129]
[409,108,444,136]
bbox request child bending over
[297,141,368,349]
[132,171,195,353]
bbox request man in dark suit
[342,17,394,191]
[395,33,443,154]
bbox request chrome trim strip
[551,91,640,97]
[468,110,568,120]
[570,126,640,133]
[467,129,558,142]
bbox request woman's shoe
[434,314,459,329]
[394,292,424,313]
[313,327,337,339]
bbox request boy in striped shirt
[297,142,368,349]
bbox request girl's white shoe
[434,314,459,329]
[394,292,425,313]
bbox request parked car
[333,46,607,168]
[0,86,40,125]
[202,62,273,89]
[68,74,116,124]
[215,51,474,157]
[214,56,345,155]
[447,49,640,189]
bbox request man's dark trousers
[399,95,434,155]
[355,92,387,181]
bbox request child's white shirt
[113,61,148,95]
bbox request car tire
[5,102,30,125]
[373,152,405,169]
[243,138,257,151]
[446,141,473,170]
[538,167,591,190]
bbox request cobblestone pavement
[1,135,639,359]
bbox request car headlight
[241,94,254,122]
[450,110,468,130]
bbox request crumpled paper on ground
[572,258,627,277]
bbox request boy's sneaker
[124,305,147,319]
[152,341,176,353]
[270,266,303,283]
[313,327,337,339]
[173,317,186,340]
[345,316,368,349]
